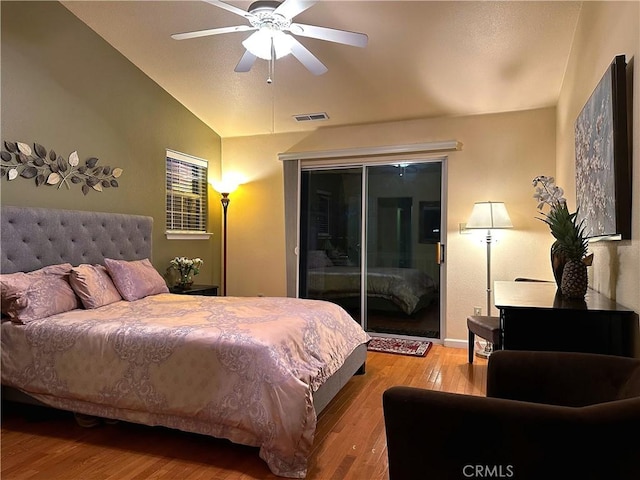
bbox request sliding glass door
[299,161,442,340]
[364,163,441,338]
[299,167,363,316]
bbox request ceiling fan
[171,0,368,81]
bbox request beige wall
[556,0,639,311]
[222,108,557,345]
[220,132,307,296]
[1,1,222,285]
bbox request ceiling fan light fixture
[173,0,368,76]
[243,29,293,60]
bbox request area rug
[367,337,432,357]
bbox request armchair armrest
[487,350,639,406]
[383,386,640,480]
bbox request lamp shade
[243,29,293,60]
[466,201,513,229]
[211,181,238,195]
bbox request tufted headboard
[1,206,153,274]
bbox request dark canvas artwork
[574,55,630,240]
[574,69,616,238]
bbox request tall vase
[550,246,566,289]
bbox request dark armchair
[383,350,640,480]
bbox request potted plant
[532,176,592,298]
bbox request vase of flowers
[169,256,203,290]
[532,176,592,298]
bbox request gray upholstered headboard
[1,206,153,274]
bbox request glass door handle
[436,242,445,264]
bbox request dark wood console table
[494,281,638,357]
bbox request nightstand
[169,284,219,296]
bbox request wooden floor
[1,345,487,480]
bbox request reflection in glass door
[299,168,363,319]
[365,163,441,338]
[299,161,442,339]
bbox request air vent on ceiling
[293,112,329,122]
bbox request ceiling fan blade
[274,0,316,19]
[202,0,253,19]
[172,25,255,40]
[234,50,258,72]
[289,23,368,48]
[289,37,328,75]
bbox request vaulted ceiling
[62,1,582,138]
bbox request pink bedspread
[1,294,370,478]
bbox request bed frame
[0,205,366,415]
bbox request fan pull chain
[271,80,275,133]
[267,37,275,84]
[267,58,274,84]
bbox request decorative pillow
[104,258,169,301]
[70,264,122,309]
[0,263,79,323]
[308,250,334,269]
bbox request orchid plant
[532,175,566,211]
[532,175,591,265]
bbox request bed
[0,205,370,479]
[306,253,438,316]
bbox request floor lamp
[465,201,513,357]
[214,183,237,296]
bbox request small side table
[169,284,219,296]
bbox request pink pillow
[0,263,79,323]
[70,264,122,309]
[104,258,169,301]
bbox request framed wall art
[574,54,631,241]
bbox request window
[165,149,210,240]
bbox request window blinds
[165,150,208,233]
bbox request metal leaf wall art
[1,141,123,195]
